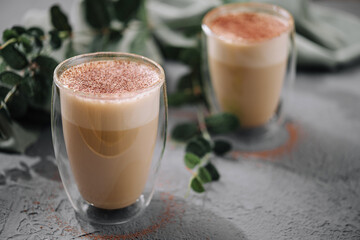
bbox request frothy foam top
[209,12,288,42]
[59,60,161,95]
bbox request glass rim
[202,2,294,44]
[54,52,165,100]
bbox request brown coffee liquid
[59,60,161,209]
[207,11,290,128]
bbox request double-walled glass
[51,52,167,224]
[202,3,296,150]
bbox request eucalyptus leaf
[18,35,32,53]
[0,43,29,70]
[19,76,35,98]
[190,176,205,193]
[205,113,239,135]
[168,91,199,107]
[49,30,62,50]
[118,21,162,63]
[179,46,200,67]
[2,29,18,42]
[204,162,220,181]
[26,27,45,38]
[0,109,39,153]
[171,122,198,142]
[11,26,26,35]
[30,56,57,111]
[29,74,51,111]
[0,71,23,88]
[0,86,28,119]
[0,60,6,72]
[176,73,193,90]
[34,37,43,49]
[50,5,72,31]
[153,24,197,48]
[198,167,212,183]
[186,136,211,158]
[65,40,77,58]
[84,0,111,29]
[90,34,107,52]
[33,55,58,82]
[129,27,149,55]
[113,0,141,24]
[213,139,232,156]
[184,152,201,169]
[136,0,147,23]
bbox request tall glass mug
[202,2,296,150]
[51,52,167,224]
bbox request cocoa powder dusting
[210,12,288,42]
[60,60,160,94]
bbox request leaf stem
[196,105,212,144]
[0,85,17,110]
[0,38,17,50]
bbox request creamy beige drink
[204,7,292,128]
[58,60,161,209]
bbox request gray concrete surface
[1,0,360,239]
[0,63,360,239]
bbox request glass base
[75,195,146,225]
[223,120,289,152]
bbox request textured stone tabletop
[1,62,360,239]
[1,1,360,239]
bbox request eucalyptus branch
[0,38,17,50]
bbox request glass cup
[202,2,296,150]
[51,52,167,224]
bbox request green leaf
[186,136,211,158]
[0,60,6,72]
[0,43,28,70]
[34,37,43,49]
[136,0,147,23]
[0,109,40,153]
[65,40,77,58]
[49,30,62,50]
[84,0,110,29]
[129,28,149,55]
[213,140,232,156]
[0,86,28,119]
[19,76,35,98]
[2,29,18,42]
[171,122,198,142]
[179,47,200,68]
[90,34,107,52]
[198,167,212,183]
[18,35,32,53]
[205,113,239,135]
[113,0,141,24]
[184,152,201,169]
[11,26,26,35]
[27,27,45,38]
[29,74,51,111]
[50,5,72,31]
[119,22,162,63]
[176,73,194,90]
[190,176,205,193]
[33,55,58,82]
[204,162,220,181]
[168,91,199,107]
[0,71,23,88]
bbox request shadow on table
[74,192,247,240]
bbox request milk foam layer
[60,90,160,131]
[59,60,161,131]
[205,12,291,67]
